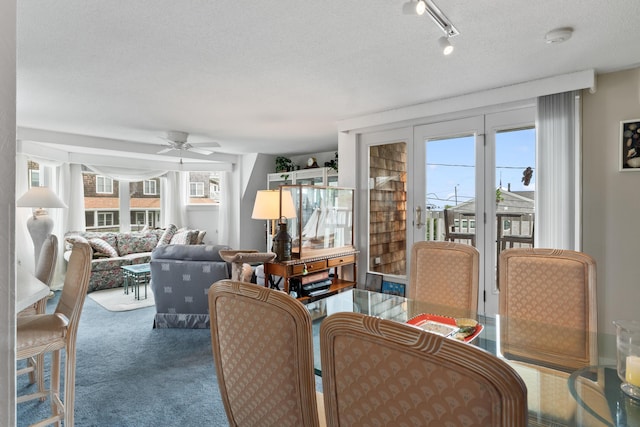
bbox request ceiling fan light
[438,36,453,55]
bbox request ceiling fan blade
[189,141,221,148]
[188,147,214,156]
[157,147,174,154]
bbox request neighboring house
[81,170,160,232]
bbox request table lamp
[16,186,67,266]
[251,189,296,251]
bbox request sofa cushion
[152,244,230,262]
[90,256,132,272]
[117,232,159,256]
[89,237,119,258]
[157,224,178,247]
[122,252,152,264]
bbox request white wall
[582,68,640,349]
[1,0,17,423]
[238,153,276,251]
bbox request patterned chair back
[208,280,322,427]
[499,248,598,371]
[409,241,479,311]
[320,312,528,427]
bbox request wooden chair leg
[37,353,46,401]
[51,349,62,427]
[64,344,77,427]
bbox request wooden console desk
[263,250,358,303]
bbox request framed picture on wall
[619,119,640,171]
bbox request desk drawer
[328,254,355,267]
[292,260,327,275]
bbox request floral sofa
[63,225,205,293]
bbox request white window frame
[143,179,157,195]
[97,211,114,227]
[96,175,113,194]
[29,169,40,188]
[190,181,205,197]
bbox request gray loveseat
[150,244,231,328]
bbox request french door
[413,108,535,314]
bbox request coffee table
[121,263,151,300]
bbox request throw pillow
[65,234,89,246]
[169,229,196,245]
[157,224,178,247]
[88,237,119,258]
[196,230,207,245]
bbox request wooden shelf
[263,250,358,303]
[297,279,356,304]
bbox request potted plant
[275,156,294,172]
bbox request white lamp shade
[252,190,280,220]
[16,186,67,209]
[251,189,296,220]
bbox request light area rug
[87,287,155,311]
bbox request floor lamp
[16,186,67,268]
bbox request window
[29,169,40,188]
[188,171,221,205]
[81,169,163,232]
[96,176,113,194]
[97,212,114,227]
[143,180,157,195]
[190,182,204,197]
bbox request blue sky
[426,128,535,209]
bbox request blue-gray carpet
[17,291,227,426]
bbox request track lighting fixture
[438,36,453,55]
[403,0,459,55]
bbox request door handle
[415,206,424,229]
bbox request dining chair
[499,248,598,372]
[208,279,325,427]
[17,233,58,393]
[408,240,479,312]
[16,241,92,427]
[320,312,528,427]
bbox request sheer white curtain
[217,171,232,245]
[84,165,167,182]
[160,171,186,227]
[536,90,582,250]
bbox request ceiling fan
[157,130,220,156]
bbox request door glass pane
[495,128,536,283]
[425,136,476,245]
[369,142,407,275]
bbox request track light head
[438,36,454,55]
[416,0,427,15]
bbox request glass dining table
[306,289,639,427]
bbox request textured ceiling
[16,0,640,159]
